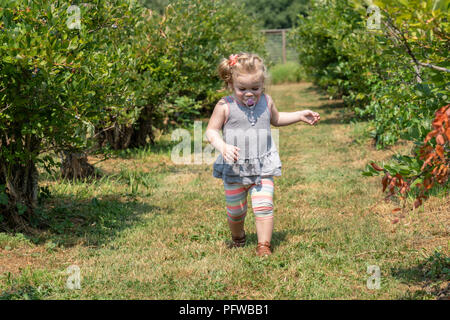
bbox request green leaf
[0,192,8,206]
[16,203,27,215]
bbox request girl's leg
[223,181,249,239]
[250,177,274,244]
[227,218,245,239]
[255,217,274,244]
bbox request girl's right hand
[222,144,240,162]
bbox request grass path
[0,82,448,300]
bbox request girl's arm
[206,100,240,162]
[267,94,320,127]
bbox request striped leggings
[223,177,274,223]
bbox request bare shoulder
[207,98,229,131]
[216,97,228,108]
[264,93,277,113]
[216,98,229,117]
[264,93,275,106]
[265,94,279,126]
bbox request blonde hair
[218,52,268,91]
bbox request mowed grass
[0,82,448,300]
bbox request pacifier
[245,98,255,107]
[244,98,257,126]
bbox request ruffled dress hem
[213,150,282,185]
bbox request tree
[97,0,266,150]
[242,0,311,29]
[0,0,146,231]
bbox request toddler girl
[206,53,320,257]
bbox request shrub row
[290,0,449,209]
[0,0,265,230]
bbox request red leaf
[400,185,407,194]
[421,153,436,170]
[414,198,422,208]
[436,145,444,160]
[432,166,440,174]
[437,165,446,176]
[389,178,397,190]
[382,175,388,192]
[424,130,438,143]
[395,175,403,187]
[432,114,445,128]
[392,208,401,213]
[391,218,399,224]
[370,162,383,171]
[444,104,450,115]
[436,134,445,145]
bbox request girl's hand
[222,144,240,162]
[299,110,320,125]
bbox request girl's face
[231,73,264,106]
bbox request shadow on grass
[28,194,162,248]
[390,250,450,300]
[303,84,328,97]
[110,139,177,159]
[243,227,331,252]
[245,231,288,250]
[312,101,361,125]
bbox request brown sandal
[256,241,272,257]
[229,231,246,248]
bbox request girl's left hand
[299,110,320,125]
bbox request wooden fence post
[261,28,290,64]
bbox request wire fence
[262,29,298,65]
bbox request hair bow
[228,54,239,66]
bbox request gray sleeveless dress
[212,94,282,185]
